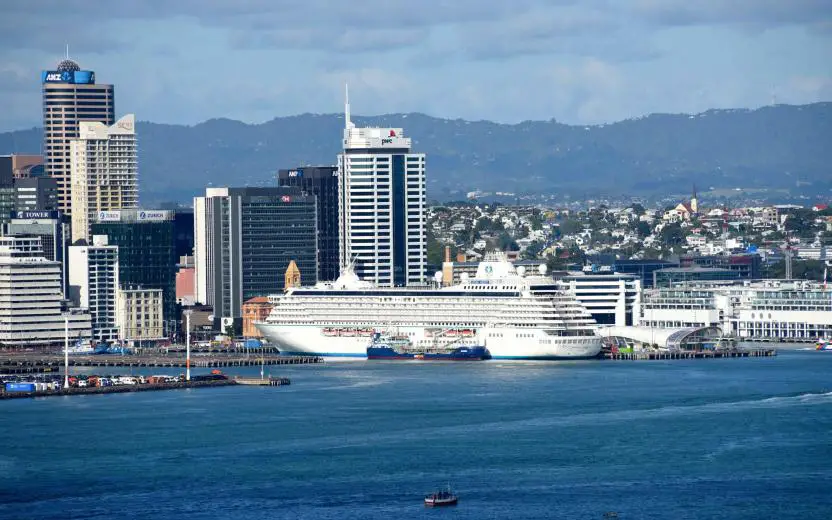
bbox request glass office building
[278,166,339,281]
[194,187,317,330]
[90,210,177,333]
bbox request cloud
[0,0,829,131]
[629,0,832,28]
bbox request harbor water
[1,347,831,519]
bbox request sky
[1,0,830,132]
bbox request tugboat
[424,485,458,507]
[366,332,490,360]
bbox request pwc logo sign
[380,130,397,145]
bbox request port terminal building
[639,280,832,342]
[597,325,727,352]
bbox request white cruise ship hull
[256,324,602,360]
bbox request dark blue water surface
[2,349,831,520]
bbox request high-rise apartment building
[278,166,340,281]
[338,92,426,286]
[68,235,120,341]
[0,236,91,348]
[90,209,177,332]
[70,114,138,243]
[194,187,317,330]
[42,60,114,214]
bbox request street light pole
[64,315,69,388]
[185,311,191,382]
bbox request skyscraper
[70,114,138,243]
[42,59,114,215]
[14,176,59,212]
[278,166,340,281]
[194,187,317,331]
[337,89,426,286]
[5,211,70,295]
[90,209,177,333]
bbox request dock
[0,353,322,374]
[604,348,776,360]
[234,377,291,386]
[0,379,238,400]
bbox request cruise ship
[255,253,602,359]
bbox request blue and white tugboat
[424,485,458,507]
[367,332,490,361]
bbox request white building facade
[116,287,164,341]
[337,92,426,286]
[70,114,138,243]
[68,235,119,341]
[0,236,91,348]
[640,280,832,341]
[561,273,642,327]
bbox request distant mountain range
[1,102,829,204]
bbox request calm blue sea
[1,348,831,520]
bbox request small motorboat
[424,486,458,507]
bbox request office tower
[14,176,59,212]
[2,155,43,182]
[42,59,114,214]
[194,187,317,330]
[337,89,426,286]
[69,114,138,243]
[0,236,91,348]
[5,211,70,295]
[116,287,164,342]
[0,161,12,228]
[172,209,195,258]
[278,166,340,281]
[1,154,44,182]
[68,235,119,341]
[90,209,177,333]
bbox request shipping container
[5,383,36,393]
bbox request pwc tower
[337,88,426,287]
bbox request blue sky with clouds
[1,0,830,131]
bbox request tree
[522,240,545,260]
[559,219,582,235]
[659,223,685,248]
[636,221,652,238]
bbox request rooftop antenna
[66,44,70,60]
[345,83,354,130]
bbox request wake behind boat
[255,252,602,360]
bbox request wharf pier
[604,348,776,361]
[235,377,291,386]
[0,353,322,375]
[0,379,238,400]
